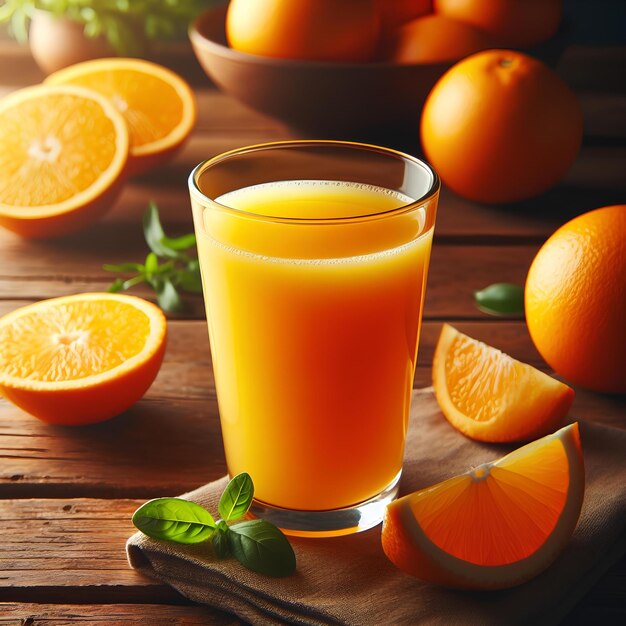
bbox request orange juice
[193,180,434,511]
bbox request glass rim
[188,140,440,225]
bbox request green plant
[474,283,524,317]
[0,0,216,54]
[104,202,201,314]
[132,473,297,577]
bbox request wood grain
[0,34,624,626]
[0,244,538,320]
[0,499,182,604]
[0,604,237,625]
[0,141,622,264]
[0,497,623,621]
[0,320,623,499]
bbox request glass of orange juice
[189,141,439,537]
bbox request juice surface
[194,180,433,510]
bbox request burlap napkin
[127,388,626,625]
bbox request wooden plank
[0,497,624,614]
[0,397,225,498]
[0,242,540,320]
[0,498,182,604]
[0,141,623,259]
[0,231,585,322]
[0,320,623,498]
[0,603,238,625]
[1,603,618,626]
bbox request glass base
[248,470,402,538]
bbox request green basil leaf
[108,278,125,293]
[474,283,524,317]
[219,473,254,521]
[156,278,185,313]
[162,233,197,251]
[144,252,159,279]
[212,521,231,558]
[132,498,216,544]
[228,520,296,577]
[143,202,176,258]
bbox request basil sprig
[474,283,525,317]
[104,202,201,313]
[132,473,296,577]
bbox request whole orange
[420,50,582,204]
[525,206,626,394]
[434,0,562,48]
[383,14,494,64]
[226,0,380,62]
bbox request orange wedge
[382,423,585,589]
[433,324,574,442]
[46,58,197,176]
[0,85,129,238]
[0,293,166,425]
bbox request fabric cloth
[127,388,626,625]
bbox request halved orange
[0,84,129,238]
[433,324,574,442]
[382,423,585,589]
[46,58,197,176]
[0,293,166,425]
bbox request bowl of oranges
[190,0,567,135]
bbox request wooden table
[0,37,624,625]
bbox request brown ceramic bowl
[189,5,453,136]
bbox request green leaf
[178,268,203,294]
[132,498,216,544]
[104,202,199,313]
[474,283,525,317]
[212,521,231,558]
[11,8,29,43]
[156,277,185,313]
[143,202,175,258]
[144,252,159,279]
[143,202,190,260]
[228,520,296,577]
[108,278,125,293]
[162,233,197,251]
[219,473,254,521]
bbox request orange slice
[0,293,167,425]
[0,85,129,238]
[46,58,197,176]
[382,423,585,589]
[433,324,574,442]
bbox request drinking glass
[189,141,439,536]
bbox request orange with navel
[526,205,626,394]
[383,14,494,64]
[434,0,562,48]
[382,423,584,589]
[421,50,582,204]
[226,0,380,62]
